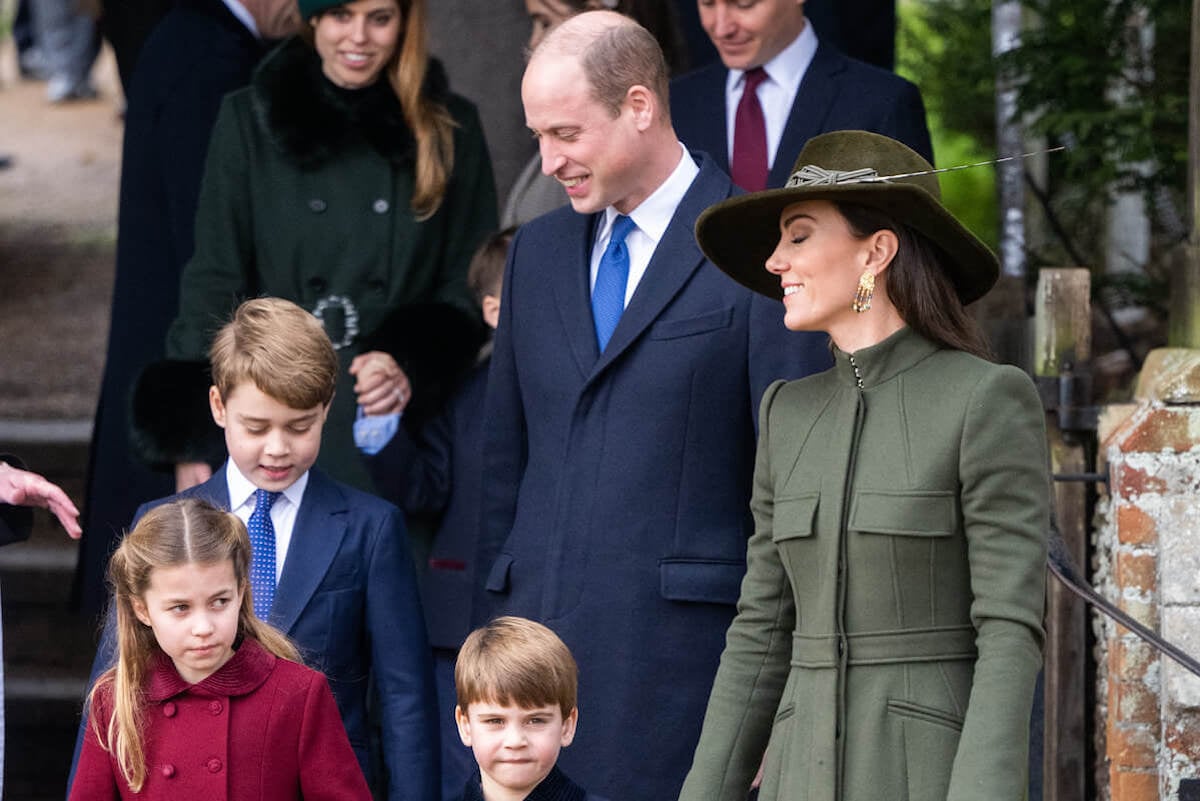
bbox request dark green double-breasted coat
[163,38,497,490]
[679,327,1048,801]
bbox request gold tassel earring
[852,270,875,313]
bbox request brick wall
[1099,350,1200,801]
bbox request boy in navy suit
[71,298,438,801]
[453,617,606,801]
[366,228,512,800]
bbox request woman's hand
[0,460,82,538]
[350,351,411,416]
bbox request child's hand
[175,461,213,493]
[350,351,411,416]
[0,460,82,538]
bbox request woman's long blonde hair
[88,499,300,791]
[305,0,457,219]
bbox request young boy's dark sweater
[457,766,609,801]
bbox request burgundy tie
[731,66,769,191]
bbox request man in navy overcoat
[670,0,932,187]
[477,12,830,801]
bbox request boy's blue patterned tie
[591,214,637,351]
[248,489,281,619]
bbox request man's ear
[455,706,473,747]
[625,84,657,132]
[481,295,501,330]
[209,386,228,428]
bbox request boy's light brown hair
[466,227,516,305]
[209,297,338,409]
[455,616,577,718]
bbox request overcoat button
[161,764,176,778]
[309,198,327,213]
[208,700,223,715]
[372,198,389,213]
[307,277,328,293]
[162,702,176,718]
[207,758,223,773]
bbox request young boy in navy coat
[366,228,512,800]
[453,617,607,801]
[71,298,438,801]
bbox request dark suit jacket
[476,155,831,801]
[670,40,933,187]
[77,0,266,615]
[367,359,488,650]
[71,467,438,801]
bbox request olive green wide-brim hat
[696,130,1000,305]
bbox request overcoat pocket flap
[647,307,734,340]
[772,493,819,542]
[659,558,744,605]
[850,490,957,537]
[484,553,514,593]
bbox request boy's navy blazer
[70,467,438,801]
[670,40,934,184]
[476,154,830,801]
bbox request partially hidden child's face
[456,701,577,799]
[210,382,328,493]
[132,559,243,685]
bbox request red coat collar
[145,637,276,701]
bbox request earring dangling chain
[852,271,874,313]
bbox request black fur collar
[251,36,449,169]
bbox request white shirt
[724,20,818,168]
[589,143,700,307]
[220,0,259,37]
[225,462,308,582]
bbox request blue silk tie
[591,214,637,352]
[247,489,281,619]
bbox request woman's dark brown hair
[837,201,992,361]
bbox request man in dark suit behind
[670,0,932,190]
[477,12,830,801]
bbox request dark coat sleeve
[0,454,33,546]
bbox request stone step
[1,419,94,799]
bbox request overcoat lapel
[270,469,350,633]
[768,42,844,187]
[589,158,733,379]
[549,211,603,378]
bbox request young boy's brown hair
[208,297,338,409]
[455,615,577,718]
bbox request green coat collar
[831,326,941,389]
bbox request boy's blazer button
[162,702,176,718]
[372,198,389,213]
[309,198,327,213]
[208,700,223,715]
[206,758,224,773]
[161,764,176,778]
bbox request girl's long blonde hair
[88,499,300,791]
[304,0,457,219]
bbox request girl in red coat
[70,499,372,801]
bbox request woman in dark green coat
[677,131,1048,801]
[137,0,497,493]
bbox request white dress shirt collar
[224,461,308,582]
[591,143,700,305]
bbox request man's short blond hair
[455,616,578,718]
[209,297,338,409]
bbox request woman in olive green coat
[677,131,1048,801]
[138,0,497,493]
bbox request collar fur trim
[251,36,449,169]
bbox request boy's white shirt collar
[225,460,308,511]
[220,0,260,37]
[224,461,307,582]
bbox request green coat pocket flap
[659,558,745,605]
[850,490,958,537]
[772,493,819,542]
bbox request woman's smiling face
[313,0,403,89]
[765,199,874,335]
